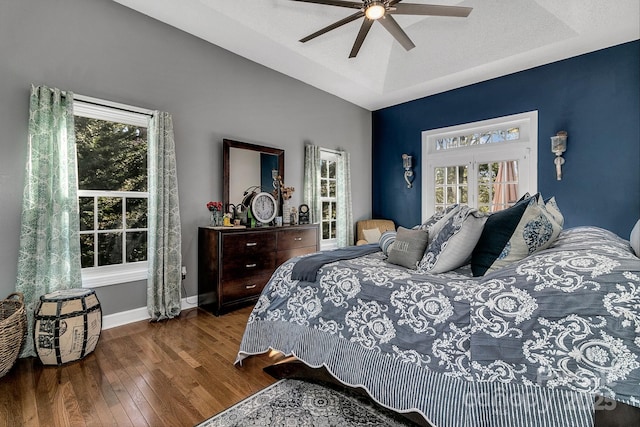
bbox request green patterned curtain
[16,85,82,357]
[303,144,321,224]
[147,111,182,320]
[336,149,354,247]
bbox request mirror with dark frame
[223,139,284,225]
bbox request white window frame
[320,149,340,250]
[74,95,152,288]
[421,111,538,220]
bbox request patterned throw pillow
[413,204,459,245]
[386,227,429,269]
[471,193,563,276]
[418,205,487,273]
[379,230,397,256]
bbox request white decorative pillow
[362,228,382,244]
[631,219,640,257]
[418,205,487,274]
[542,196,564,227]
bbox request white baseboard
[102,297,198,330]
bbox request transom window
[74,97,152,287]
[422,111,538,218]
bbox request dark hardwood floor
[0,306,280,427]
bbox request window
[74,97,152,287]
[320,150,339,247]
[422,111,538,219]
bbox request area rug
[196,379,417,426]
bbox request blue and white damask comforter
[236,227,640,427]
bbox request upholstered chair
[355,219,395,245]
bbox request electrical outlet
[181,266,187,280]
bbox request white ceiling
[113,0,639,111]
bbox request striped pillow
[379,230,397,256]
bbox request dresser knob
[245,284,257,289]
[246,242,257,247]
[294,237,302,241]
[246,263,257,268]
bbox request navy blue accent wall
[372,41,640,238]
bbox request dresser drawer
[220,273,272,304]
[277,228,318,251]
[221,252,276,280]
[222,231,276,254]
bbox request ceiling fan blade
[291,0,364,9]
[300,11,365,42]
[378,14,415,51]
[392,3,472,17]
[349,18,374,58]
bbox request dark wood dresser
[198,224,319,315]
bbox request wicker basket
[0,292,27,378]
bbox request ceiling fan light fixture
[364,1,386,20]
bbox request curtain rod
[74,94,154,117]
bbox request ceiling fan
[293,0,472,58]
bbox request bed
[236,223,640,427]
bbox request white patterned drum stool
[34,288,102,365]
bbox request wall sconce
[402,154,414,188]
[550,131,567,180]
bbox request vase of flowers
[281,185,295,225]
[207,201,223,226]
[272,175,295,225]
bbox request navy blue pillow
[470,196,531,276]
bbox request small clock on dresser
[250,192,277,224]
[299,203,310,224]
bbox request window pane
[330,221,336,239]
[80,235,94,268]
[478,185,491,204]
[98,197,122,230]
[321,179,328,197]
[507,127,520,140]
[478,163,490,184]
[126,231,147,262]
[435,187,444,204]
[322,221,330,239]
[446,186,457,204]
[75,116,147,191]
[321,160,328,178]
[446,167,456,184]
[126,198,147,229]
[328,161,336,179]
[458,166,467,184]
[322,202,330,220]
[329,180,336,198]
[79,197,94,231]
[98,232,122,266]
[435,168,444,185]
[460,186,468,204]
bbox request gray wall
[0,0,372,315]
